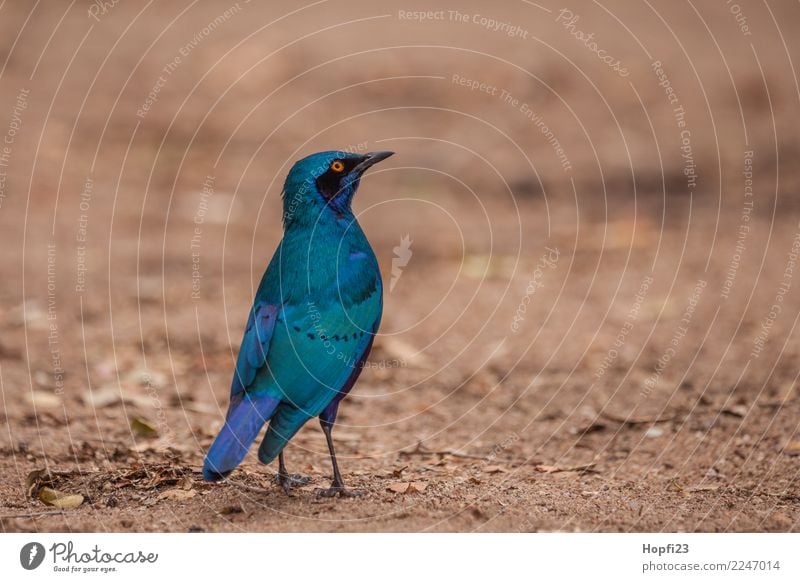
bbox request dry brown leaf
[387,482,410,494]
[783,441,800,456]
[38,486,84,509]
[408,481,428,493]
[131,417,158,437]
[482,465,507,474]
[157,488,197,502]
[387,481,427,493]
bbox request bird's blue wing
[205,298,281,480]
[231,301,279,396]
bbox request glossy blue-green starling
[203,150,393,497]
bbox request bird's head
[282,150,394,226]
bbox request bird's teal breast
[253,294,379,415]
[249,218,382,414]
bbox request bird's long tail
[258,404,311,465]
[203,393,281,481]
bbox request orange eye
[331,160,345,172]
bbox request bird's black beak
[353,150,394,174]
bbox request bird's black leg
[316,419,365,498]
[274,451,311,494]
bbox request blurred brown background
[1,0,799,532]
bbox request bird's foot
[315,483,366,498]
[275,472,312,495]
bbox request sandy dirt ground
[1,0,799,532]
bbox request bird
[203,149,393,497]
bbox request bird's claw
[275,472,312,494]
[315,484,366,498]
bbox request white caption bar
[2,533,798,581]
